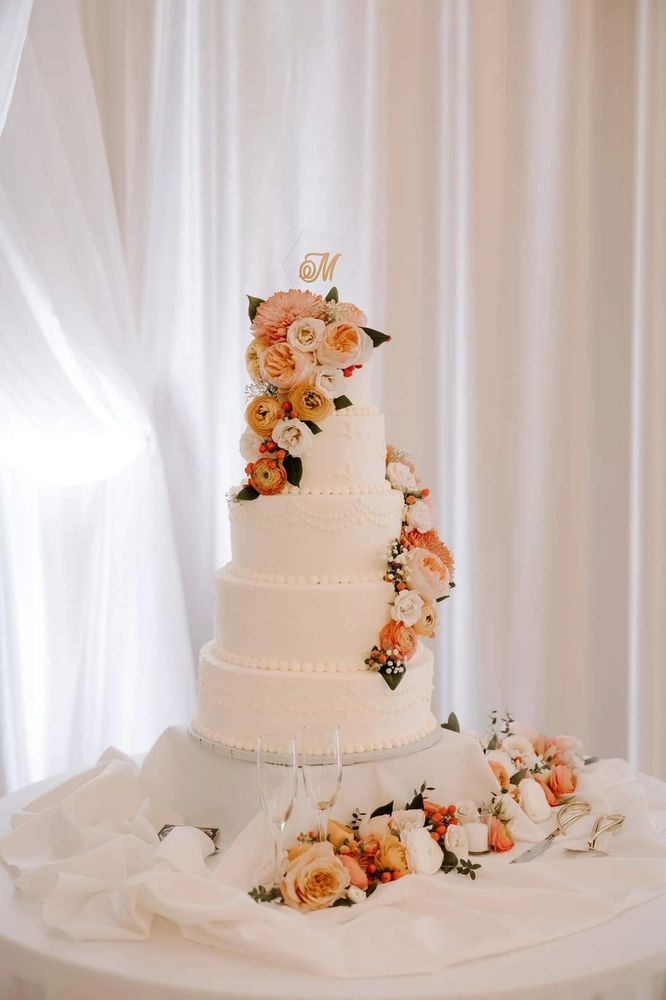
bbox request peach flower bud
[488,759,510,790]
[487,815,515,853]
[548,763,577,799]
[339,853,369,890]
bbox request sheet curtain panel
[0,0,664,792]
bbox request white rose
[359,329,374,362]
[499,792,545,843]
[271,418,313,458]
[405,499,431,533]
[239,428,263,463]
[312,365,345,400]
[390,591,424,627]
[346,885,366,904]
[455,799,480,825]
[444,824,470,856]
[358,813,392,840]
[485,748,513,775]
[391,809,426,833]
[400,827,443,875]
[502,735,538,770]
[386,461,418,492]
[287,317,325,352]
[518,778,552,824]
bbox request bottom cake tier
[192,641,438,755]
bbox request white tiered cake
[192,289,453,755]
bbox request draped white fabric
[0,0,664,793]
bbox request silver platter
[188,725,442,765]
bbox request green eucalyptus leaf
[487,733,499,751]
[370,799,394,819]
[441,711,461,733]
[441,849,458,873]
[325,286,339,303]
[510,768,529,786]
[334,395,353,410]
[303,420,322,434]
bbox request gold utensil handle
[555,800,591,835]
[588,814,625,850]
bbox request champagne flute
[301,725,342,843]
[256,737,298,888]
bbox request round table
[2,771,666,1000]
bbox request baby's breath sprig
[244,380,278,401]
[365,646,406,690]
[383,538,408,594]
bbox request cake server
[510,799,591,863]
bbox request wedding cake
[192,288,454,755]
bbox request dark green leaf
[362,326,391,348]
[406,790,424,811]
[247,295,265,322]
[435,594,450,603]
[236,485,259,501]
[441,849,458,873]
[325,286,339,303]
[334,395,353,410]
[365,881,378,898]
[487,733,498,751]
[332,895,354,907]
[584,755,599,765]
[283,455,303,487]
[379,665,405,690]
[370,799,394,819]
[303,420,322,434]
[441,711,461,733]
[510,768,529,786]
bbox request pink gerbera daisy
[251,289,327,344]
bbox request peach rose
[280,841,350,911]
[488,759,510,790]
[259,342,314,390]
[487,815,515,853]
[374,835,410,875]
[317,321,368,368]
[289,381,334,423]
[536,774,559,807]
[244,395,282,437]
[402,529,455,577]
[245,337,267,381]
[413,602,437,638]
[544,735,583,767]
[249,457,287,496]
[548,763,577,799]
[252,289,327,344]
[379,620,417,660]
[339,854,369,890]
[398,547,450,602]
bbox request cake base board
[187,724,442,765]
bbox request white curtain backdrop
[0,0,664,794]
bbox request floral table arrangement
[250,711,599,911]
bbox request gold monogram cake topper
[298,251,342,283]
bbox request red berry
[430,831,440,841]
[354,364,363,369]
[391,871,401,881]
[367,863,376,874]
[447,805,457,816]
[276,450,286,460]
[266,441,277,451]
[448,817,459,826]
[259,443,267,453]
[380,872,392,883]
[281,401,292,411]
[436,825,446,836]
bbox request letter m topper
[298,251,342,283]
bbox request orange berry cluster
[383,539,408,594]
[342,363,364,378]
[424,803,459,842]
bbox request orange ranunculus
[244,395,282,437]
[488,759,510,790]
[289,381,334,423]
[379,620,417,661]
[249,457,287,496]
[402,529,455,576]
[548,763,577,800]
[487,816,515,853]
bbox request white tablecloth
[1,727,666,999]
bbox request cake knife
[510,800,591,863]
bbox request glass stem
[271,822,284,887]
[317,807,329,843]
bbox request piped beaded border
[226,565,385,586]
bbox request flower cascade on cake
[237,287,390,500]
[366,445,455,689]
